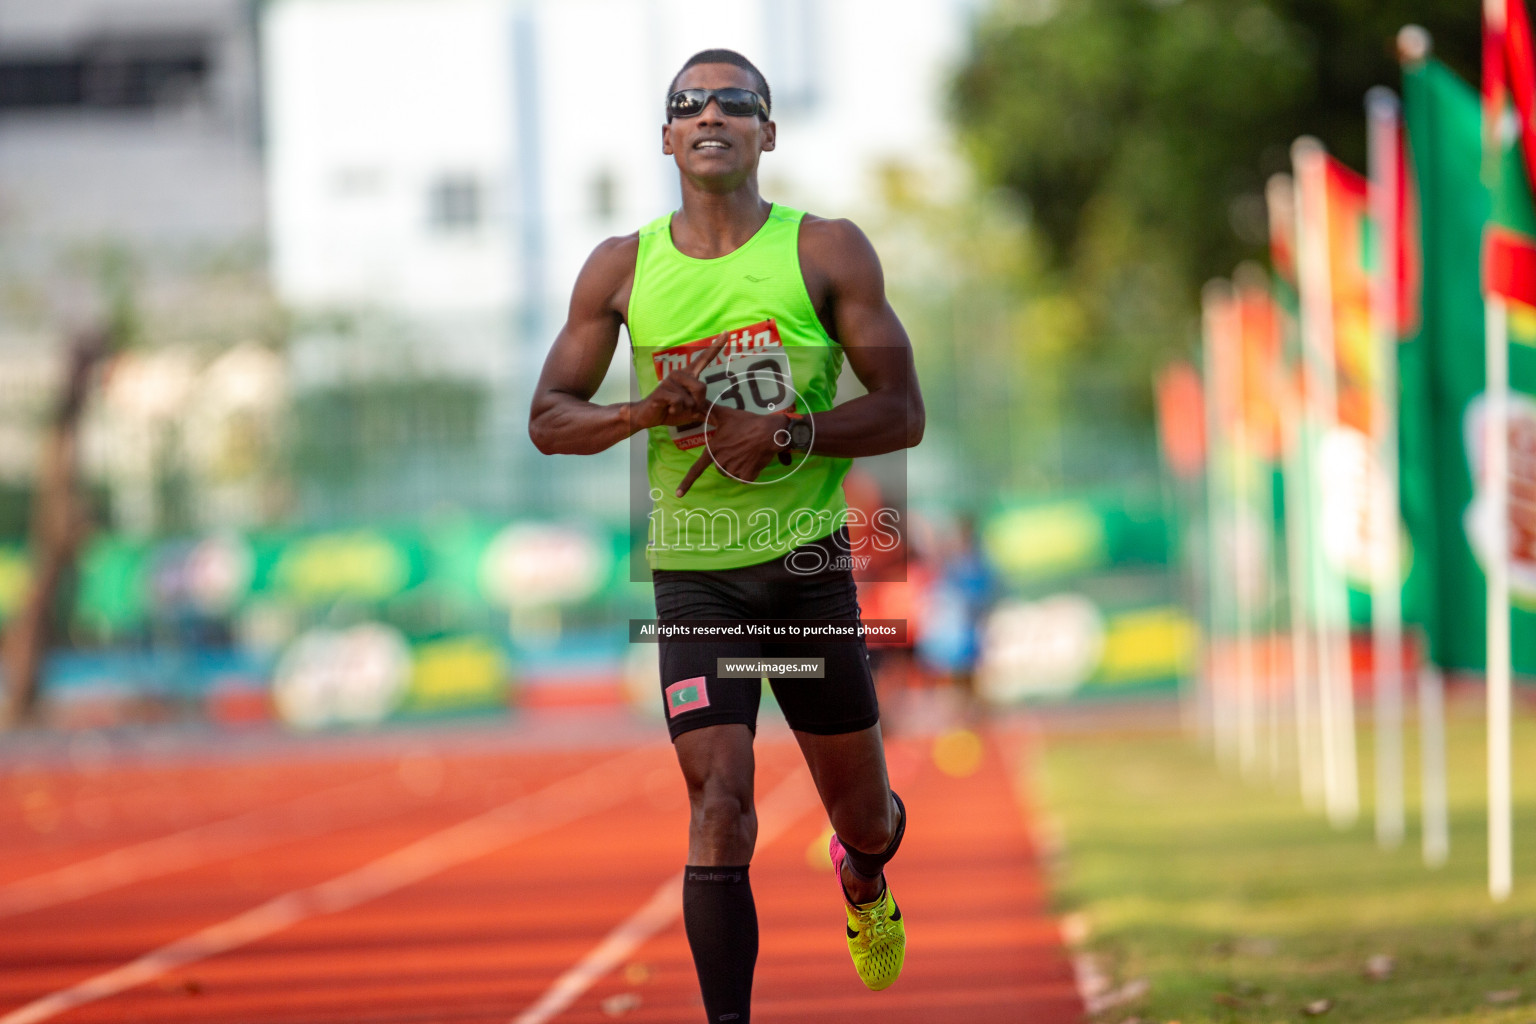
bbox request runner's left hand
[675,408,785,497]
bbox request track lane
[547,730,1080,1023]
[0,747,627,1005]
[0,769,434,918]
[0,744,561,888]
[0,745,668,1024]
[62,741,809,1024]
[0,758,399,885]
[0,723,1080,1024]
[510,757,826,1024]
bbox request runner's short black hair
[667,48,771,116]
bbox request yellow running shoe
[829,835,906,990]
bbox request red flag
[1396,121,1423,336]
[1323,157,1374,434]
[1155,362,1206,480]
[1486,0,1536,189]
[1484,0,1536,306]
[1235,273,1284,462]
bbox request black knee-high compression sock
[682,865,757,1023]
[840,790,907,883]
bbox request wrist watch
[786,413,813,452]
[774,413,812,465]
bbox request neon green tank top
[628,204,850,571]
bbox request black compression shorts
[651,529,880,741]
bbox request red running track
[0,719,1081,1024]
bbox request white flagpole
[1232,271,1263,779]
[1202,282,1236,766]
[1484,0,1514,903]
[1367,87,1407,849]
[1487,291,1513,900]
[1270,173,1324,808]
[1420,663,1451,865]
[1293,137,1361,828]
[1282,385,1323,806]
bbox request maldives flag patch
[665,676,711,717]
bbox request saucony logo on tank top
[627,205,851,571]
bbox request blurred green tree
[951,0,1479,393]
[869,164,1162,503]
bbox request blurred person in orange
[848,473,934,722]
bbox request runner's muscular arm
[528,237,635,455]
[529,236,716,455]
[796,217,925,457]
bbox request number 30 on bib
[652,319,797,451]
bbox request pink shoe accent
[829,833,855,907]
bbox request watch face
[789,419,813,450]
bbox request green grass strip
[1036,706,1536,1023]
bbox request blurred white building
[0,0,280,537]
[0,0,978,533]
[261,0,975,521]
[0,0,264,267]
[263,0,970,313]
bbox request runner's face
[662,64,775,184]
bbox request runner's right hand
[631,333,730,430]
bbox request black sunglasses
[666,88,769,122]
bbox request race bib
[651,319,798,450]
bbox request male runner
[529,48,924,1023]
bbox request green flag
[1400,58,1536,674]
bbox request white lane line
[0,770,420,918]
[509,765,823,1024]
[510,875,684,1024]
[0,747,659,1024]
